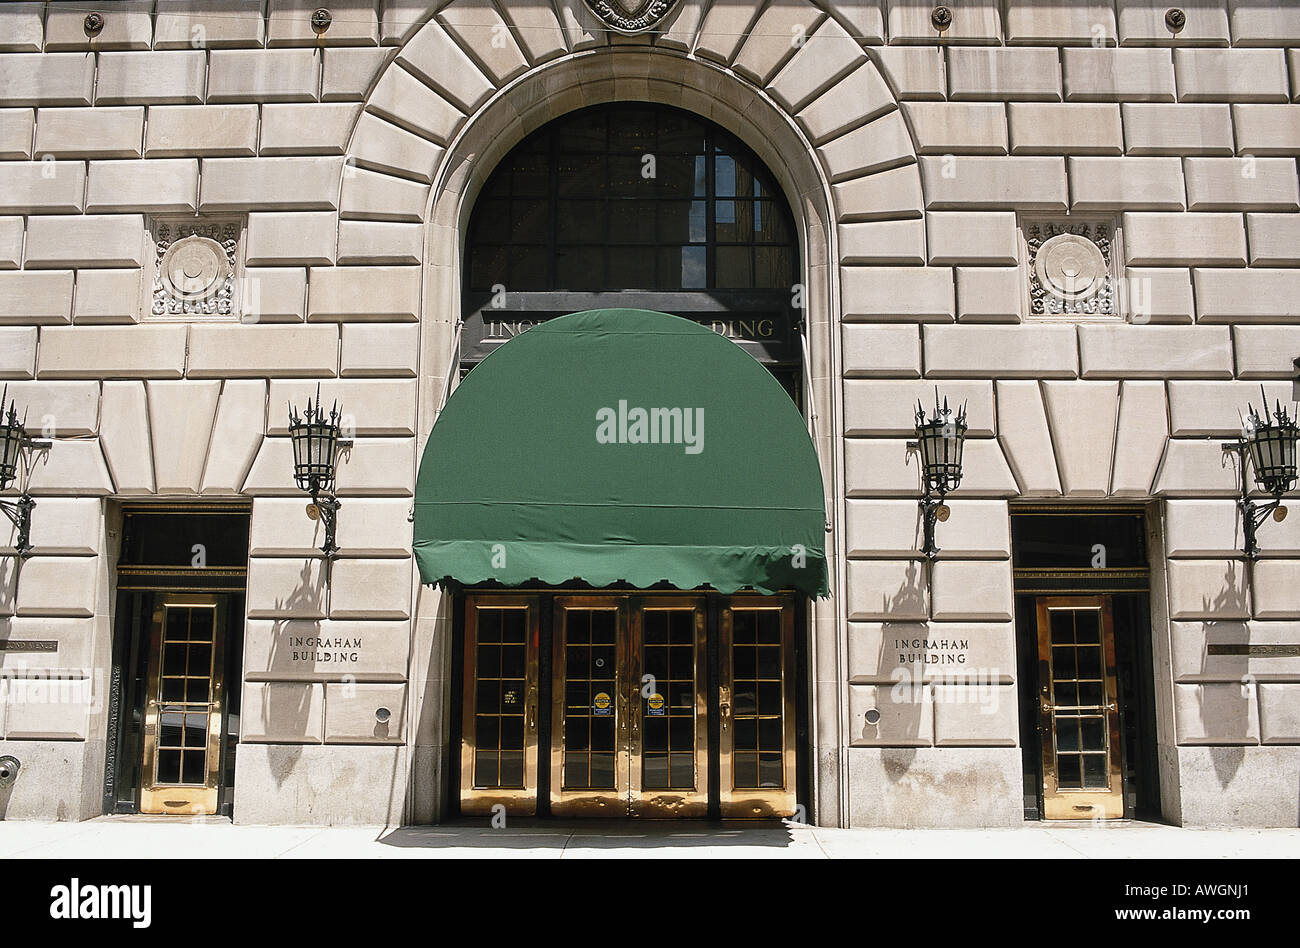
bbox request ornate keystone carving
[583,0,681,34]
[1026,221,1116,317]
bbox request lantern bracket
[907,439,952,559]
[1222,440,1288,561]
[918,492,949,560]
[309,489,342,559]
[0,493,37,558]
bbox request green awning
[413,309,828,597]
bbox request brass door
[1036,596,1125,820]
[719,596,798,818]
[629,598,708,817]
[460,595,541,817]
[549,596,708,817]
[140,594,226,815]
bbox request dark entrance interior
[449,589,811,820]
[1011,506,1161,821]
[103,505,249,818]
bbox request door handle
[720,701,730,730]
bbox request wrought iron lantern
[1223,388,1299,560]
[0,387,51,557]
[909,390,968,559]
[288,385,350,557]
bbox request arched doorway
[418,104,824,820]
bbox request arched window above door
[466,104,798,293]
[461,104,803,378]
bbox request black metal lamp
[1223,388,1298,560]
[0,387,51,557]
[909,390,968,559]
[288,385,350,557]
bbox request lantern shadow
[261,558,330,790]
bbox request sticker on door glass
[646,693,666,716]
[592,692,612,716]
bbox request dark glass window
[1010,512,1147,569]
[466,105,798,293]
[119,512,251,568]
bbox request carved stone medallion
[151,218,239,316]
[1034,233,1106,301]
[162,236,227,300]
[1026,221,1115,316]
[583,0,680,34]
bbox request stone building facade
[0,0,1298,828]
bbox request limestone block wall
[0,0,1298,826]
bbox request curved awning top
[413,309,828,597]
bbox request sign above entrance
[461,292,799,366]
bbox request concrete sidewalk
[1,817,1296,858]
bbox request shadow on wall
[263,558,329,789]
[1196,559,1253,790]
[0,556,18,614]
[1,560,22,817]
[873,557,928,778]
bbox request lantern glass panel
[311,423,336,468]
[916,419,966,495]
[1248,423,1298,496]
[917,424,938,469]
[0,422,23,490]
[289,418,340,492]
[948,429,966,479]
[290,426,307,469]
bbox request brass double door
[460,593,798,819]
[1035,596,1125,820]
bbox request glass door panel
[628,598,707,818]
[1036,596,1124,820]
[719,596,797,818]
[460,595,541,817]
[550,597,629,816]
[140,594,226,815]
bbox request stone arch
[339,1,924,242]
[340,0,923,826]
